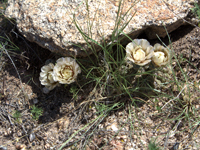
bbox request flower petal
[152,43,170,67]
[53,57,81,84]
[39,63,59,90]
[125,39,154,66]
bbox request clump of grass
[191,2,200,20]
[12,110,22,123]
[74,2,152,105]
[58,0,165,149]
[60,0,200,148]
[191,2,200,27]
[30,105,43,120]
[153,31,200,149]
[0,0,8,12]
[58,0,141,149]
[69,85,79,100]
[148,139,160,150]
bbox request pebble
[29,133,36,142]
[0,146,7,150]
[15,144,24,150]
[110,122,118,131]
[171,142,180,150]
[17,131,22,137]
[32,142,35,146]
[33,99,39,104]
[4,128,12,136]
[44,143,50,149]
[42,87,50,94]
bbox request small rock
[42,87,50,94]
[57,120,63,130]
[63,119,69,129]
[111,122,118,131]
[44,143,50,149]
[26,125,32,130]
[0,146,7,150]
[33,99,39,104]
[4,128,12,136]
[106,122,118,131]
[15,144,24,150]
[29,133,35,142]
[171,142,180,150]
[17,131,22,137]
[145,117,153,125]
[32,142,35,146]
[98,124,104,129]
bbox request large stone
[5,0,197,57]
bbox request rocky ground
[0,6,200,150]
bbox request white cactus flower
[39,63,59,90]
[53,57,81,84]
[152,43,170,67]
[125,39,154,66]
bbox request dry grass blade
[1,44,29,102]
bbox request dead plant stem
[2,44,28,103]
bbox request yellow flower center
[154,52,165,63]
[60,65,73,80]
[133,49,145,61]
